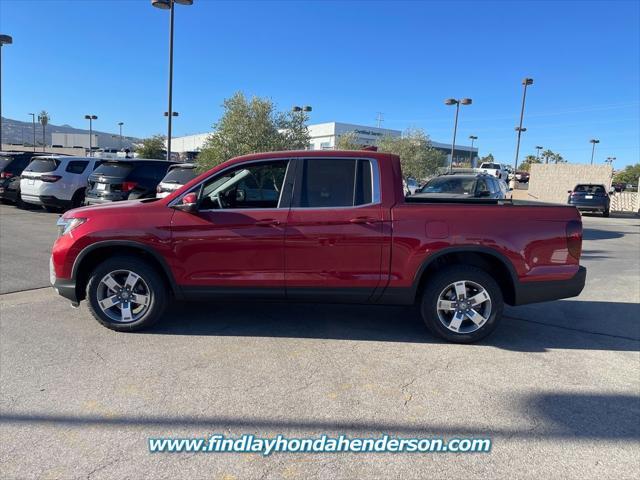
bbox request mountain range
[1,117,140,149]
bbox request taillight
[0,172,13,179]
[41,175,62,183]
[566,220,582,260]
[122,181,137,192]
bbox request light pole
[535,145,543,160]
[514,77,533,172]
[444,97,472,172]
[28,113,36,151]
[605,156,615,166]
[468,135,477,166]
[589,139,600,165]
[84,114,97,156]
[152,0,193,162]
[292,105,312,149]
[118,122,124,149]
[0,34,13,149]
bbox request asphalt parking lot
[1,203,639,479]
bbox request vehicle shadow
[147,299,640,353]
[583,227,625,240]
[2,392,637,440]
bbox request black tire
[603,208,610,218]
[85,255,168,332]
[420,265,504,343]
[44,205,60,213]
[71,188,86,209]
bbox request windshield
[419,177,476,194]
[162,167,197,184]
[24,158,60,173]
[480,163,500,169]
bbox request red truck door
[170,159,294,297]
[285,157,385,302]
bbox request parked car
[413,173,510,199]
[156,163,198,199]
[85,159,176,205]
[567,184,611,217]
[478,162,507,180]
[405,178,420,195]
[0,152,48,207]
[20,156,100,212]
[515,171,530,183]
[51,150,585,343]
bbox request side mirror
[173,192,198,213]
[567,190,572,194]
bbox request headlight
[56,217,87,237]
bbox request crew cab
[50,150,586,343]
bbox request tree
[377,128,447,179]
[519,154,541,172]
[38,110,49,151]
[613,163,640,185]
[335,131,362,150]
[479,153,495,163]
[135,134,166,159]
[541,149,554,164]
[197,92,310,171]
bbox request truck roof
[230,149,399,164]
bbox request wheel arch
[72,241,181,302]
[413,246,518,305]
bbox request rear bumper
[21,194,71,208]
[513,266,586,305]
[85,194,126,205]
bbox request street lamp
[292,105,312,113]
[468,135,478,166]
[605,156,615,165]
[535,145,543,160]
[84,114,97,156]
[28,113,36,151]
[0,34,13,149]
[589,138,600,165]
[444,97,472,172]
[118,122,124,149]
[514,77,533,172]
[152,0,193,161]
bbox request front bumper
[50,256,79,306]
[513,266,586,305]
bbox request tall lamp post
[535,145,543,160]
[151,0,193,161]
[605,156,615,166]
[589,138,600,165]
[444,97,472,172]
[514,77,534,172]
[118,122,124,149]
[28,113,36,151]
[84,114,97,156]
[468,135,478,166]
[0,34,13,149]
[292,105,312,149]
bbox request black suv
[413,173,511,199]
[85,159,176,205]
[0,151,49,207]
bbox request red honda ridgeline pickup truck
[51,150,586,343]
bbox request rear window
[0,157,14,170]
[420,176,476,194]
[480,163,500,169]
[574,185,606,194]
[25,158,61,173]
[93,162,134,177]
[162,167,197,184]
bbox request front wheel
[86,256,168,331]
[420,265,504,343]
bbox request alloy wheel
[436,280,492,334]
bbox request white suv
[20,156,101,212]
[478,162,507,180]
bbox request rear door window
[65,161,89,174]
[162,167,197,184]
[93,162,134,177]
[130,163,172,183]
[24,158,61,173]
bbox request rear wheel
[603,208,610,217]
[420,265,504,343]
[71,188,86,209]
[86,256,168,331]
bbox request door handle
[349,216,377,224]
[255,218,281,227]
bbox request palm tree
[541,149,554,164]
[38,111,50,152]
[553,153,566,164]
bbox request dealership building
[168,121,479,165]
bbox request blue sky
[1,0,639,167]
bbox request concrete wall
[528,164,613,204]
